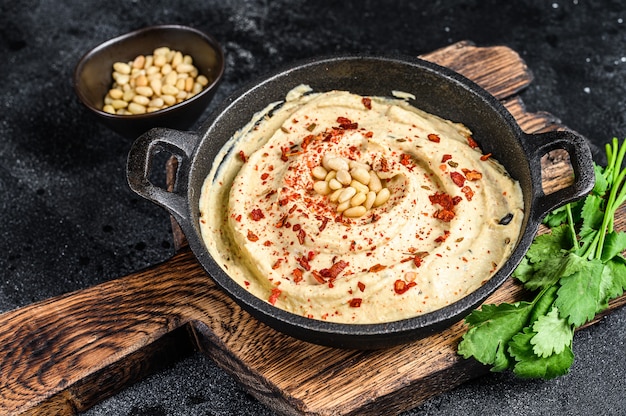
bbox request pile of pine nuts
[102,46,210,115]
[312,154,391,218]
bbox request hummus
[199,86,524,324]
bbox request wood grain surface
[0,41,624,416]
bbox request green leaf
[526,225,572,263]
[458,302,534,371]
[592,163,609,196]
[554,258,606,326]
[531,307,574,357]
[601,231,626,262]
[579,195,605,238]
[543,205,568,228]
[508,328,574,379]
[520,254,571,291]
[604,255,626,299]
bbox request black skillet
[126,55,595,349]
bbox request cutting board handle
[0,248,210,415]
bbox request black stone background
[1,1,626,415]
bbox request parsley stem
[595,139,626,259]
[565,203,578,249]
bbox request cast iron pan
[127,55,595,349]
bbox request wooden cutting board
[1,41,625,416]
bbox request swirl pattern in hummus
[199,86,524,324]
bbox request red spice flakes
[349,298,362,308]
[362,97,372,109]
[400,153,412,166]
[480,153,492,161]
[297,228,306,245]
[311,270,326,284]
[280,146,289,161]
[320,260,349,280]
[297,255,311,271]
[461,185,474,201]
[441,154,452,163]
[467,136,480,149]
[364,131,374,138]
[450,171,466,187]
[394,279,417,295]
[247,230,259,242]
[337,116,358,130]
[429,192,456,222]
[250,208,265,221]
[238,150,247,163]
[272,259,283,269]
[413,255,423,268]
[318,216,329,232]
[427,133,441,143]
[301,134,314,150]
[275,214,288,228]
[462,168,483,181]
[357,281,366,292]
[292,268,303,283]
[434,230,451,243]
[379,157,389,172]
[268,287,282,305]
[244,281,250,287]
[368,264,387,272]
[263,241,272,246]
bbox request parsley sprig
[458,137,626,379]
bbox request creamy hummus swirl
[199,86,524,324]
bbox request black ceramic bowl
[74,25,225,139]
[126,55,594,349]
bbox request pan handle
[523,129,595,222]
[126,127,199,223]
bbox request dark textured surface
[1,1,625,415]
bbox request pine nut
[327,157,349,172]
[113,62,131,74]
[132,55,145,69]
[108,88,123,100]
[335,169,352,185]
[311,166,328,180]
[150,79,162,95]
[368,170,383,192]
[350,180,369,194]
[161,94,176,106]
[197,75,209,86]
[149,97,164,108]
[176,63,195,73]
[161,84,179,96]
[135,86,153,97]
[128,102,147,114]
[343,205,367,218]
[350,167,370,184]
[329,188,343,202]
[132,95,150,106]
[313,181,331,195]
[336,200,351,213]
[328,178,343,190]
[374,187,391,207]
[338,186,357,203]
[350,192,367,207]
[364,191,377,209]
